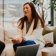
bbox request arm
[12,20,23,44]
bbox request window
[0,0,29,28]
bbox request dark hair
[18,2,44,30]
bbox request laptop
[15,44,39,56]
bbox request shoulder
[17,17,23,23]
[17,17,24,25]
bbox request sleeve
[14,20,22,38]
[23,20,45,43]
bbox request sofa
[0,26,56,56]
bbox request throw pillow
[42,26,52,36]
[42,26,56,43]
[43,32,53,43]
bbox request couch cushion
[42,26,52,36]
[5,43,15,56]
[43,32,53,43]
[4,28,18,43]
[0,26,4,42]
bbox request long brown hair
[18,2,44,30]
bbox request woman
[12,2,45,52]
[0,41,5,55]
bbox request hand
[15,37,23,43]
[12,37,23,44]
[12,39,17,44]
[44,42,54,47]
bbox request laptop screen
[15,44,39,56]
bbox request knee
[2,43,5,49]
[13,44,17,52]
[13,44,20,52]
[0,41,5,49]
[13,44,20,48]
[13,44,16,49]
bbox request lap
[13,40,36,47]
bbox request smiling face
[23,4,32,18]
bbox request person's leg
[0,41,5,55]
[13,42,26,52]
[13,40,36,52]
